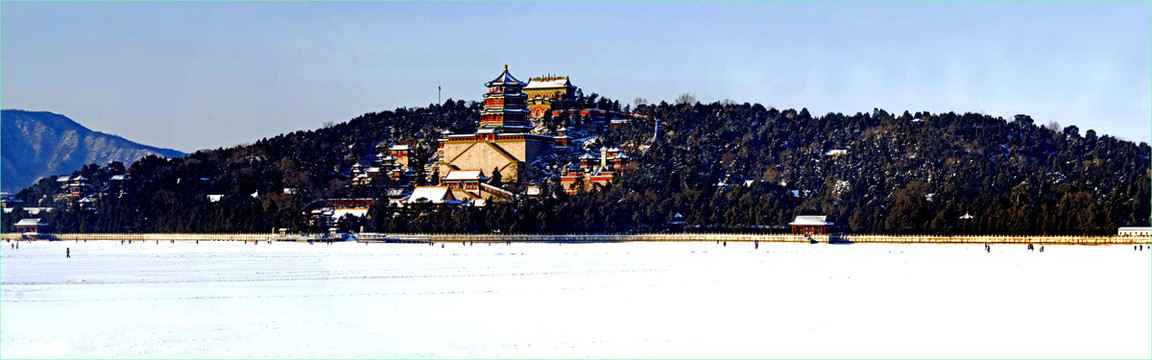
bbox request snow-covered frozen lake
[2,240,1149,358]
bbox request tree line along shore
[4,99,1149,236]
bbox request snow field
[2,240,1149,358]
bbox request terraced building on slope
[437,66,560,191]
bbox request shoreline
[2,232,1149,245]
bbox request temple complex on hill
[322,65,636,217]
[560,146,630,194]
[437,66,562,191]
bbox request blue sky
[3,1,1149,152]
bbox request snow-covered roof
[789,215,828,226]
[485,65,527,87]
[207,194,223,202]
[109,175,128,181]
[22,207,54,215]
[443,170,487,181]
[72,175,88,181]
[441,129,453,135]
[57,176,71,182]
[480,183,514,198]
[579,153,596,160]
[386,188,408,197]
[333,208,369,219]
[524,77,571,89]
[389,145,410,151]
[15,218,46,226]
[407,186,456,204]
[556,127,567,132]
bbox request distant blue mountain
[1,110,185,193]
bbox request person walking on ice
[66,248,70,258]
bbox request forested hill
[4,99,1149,235]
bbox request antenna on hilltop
[438,83,441,105]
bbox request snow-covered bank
[2,241,1149,358]
[8,233,1149,246]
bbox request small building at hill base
[406,186,462,206]
[14,218,50,234]
[789,215,830,235]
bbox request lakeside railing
[0,233,274,242]
[2,232,1148,245]
[385,233,1147,245]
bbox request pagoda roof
[483,92,527,99]
[485,65,527,87]
[481,108,531,115]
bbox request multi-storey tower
[480,65,532,132]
